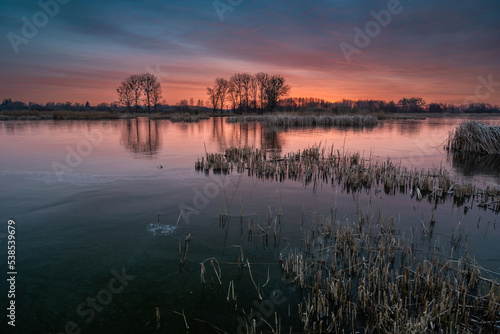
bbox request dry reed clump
[226,114,378,127]
[446,121,500,155]
[276,211,500,333]
[195,145,500,206]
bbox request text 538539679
[7,219,16,327]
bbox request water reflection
[1,116,500,185]
[211,118,285,152]
[120,118,161,158]
[449,151,500,182]
[396,120,423,135]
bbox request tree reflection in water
[212,117,284,153]
[120,117,161,158]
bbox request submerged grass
[226,114,378,127]
[202,203,500,333]
[196,145,500,210]
[447,121,500,155]
[190,145,500,332]
[274,210,500,333]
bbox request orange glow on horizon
[2,65,498,106]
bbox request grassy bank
[2,110,499,122]
[226,114,379,127]
[0,110,214,122]
[0,110,120,120]
[160,114,210,122]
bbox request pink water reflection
[0,115,499,184]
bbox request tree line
[3,73,500,115]
[116,73,162,112]
[279,97,500,114]
[207,72,291,114]
[3,96,500,114]
[0,99,114,112]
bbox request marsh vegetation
[226,114,379,128]
[196,145,500,211]
[447,121,500,155]
[191,145,500,333]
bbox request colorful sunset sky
[1,0,499,105]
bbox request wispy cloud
[1,0,499,104]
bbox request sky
[1,0,499,106]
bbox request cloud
[1,0,499,104]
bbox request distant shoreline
[1,110,500,122]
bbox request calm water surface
[0,116,499,333]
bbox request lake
[0,115,499,333]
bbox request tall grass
[276,210,500,333]
[166,114,210,123]
[226,114,378,127]
[196,145,500,209]
[447,121,500,154]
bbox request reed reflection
[449,151,500,182]
[120,117,161,158]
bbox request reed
[167,114,210,123]
[446,121,500,154]
[192,144,500,332]
[196,145,500,207]
[226,114,378,127]
[200,257,223,287]
[155,307,161,329]
[226,204,500,333]
[276,209,500,333]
